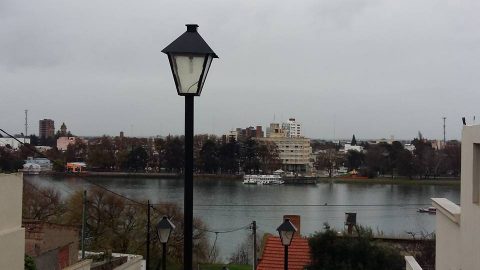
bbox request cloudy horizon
[1,0,479,140]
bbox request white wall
[0,173,25,270]
[433,202,460,270]
[432,125,480,270]
[458,125,480,270]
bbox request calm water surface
[26,175,460,261]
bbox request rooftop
[257,235,311,270]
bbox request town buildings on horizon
[2,115,462,143]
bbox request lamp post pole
[162,242,167,270]
[184,95,194,270]
[162,24,217,270]
[157,216,175,270]
[277,219,297,270]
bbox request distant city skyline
[4,114,463,142]
[1,1,478,140]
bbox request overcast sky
[1,0,479,140]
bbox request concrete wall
[113,255,143,270]
[63,259,92,270]
[432,125,480,270]
[458,125,480,270]
[433,201,460,270]
[0,173,25,270]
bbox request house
[405,124,480,270]
[257,215,311,270]
[66,162,87,172]
[23,220,80,270]
[57,137,78,151]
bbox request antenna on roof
[24,109,28,143]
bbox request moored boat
[417,207,436,214]
[243,174,284,185]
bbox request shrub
[307,228,404,270]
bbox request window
[474,143,480,204]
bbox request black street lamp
[162,24,218,270]
[156,216,175,270]
[277,219,297,270]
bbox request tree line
[314,138,461,179]
[0,134,281,174]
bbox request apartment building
[282,118,302,138]
[259,123,312,173]
[39,119,55,139]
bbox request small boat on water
[243,174,284,185]
[417,207,436,214]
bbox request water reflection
[26,175,460,260]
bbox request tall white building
[282,118,302,138]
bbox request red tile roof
[257,236,311,270]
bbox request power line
[196,224,251,234]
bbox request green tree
[0,147,24,172]
[315,149,344,178]
[199,139,219,173]
[218,139,240,174]
[65,140,87,162]
[164,136,184,173]
[25,255,36,270]
[126,146,148,172]
[240,138,260,173]
[308,228,404,270]
[346,150,364,171]
[351,135,357,146]
[87,136,116,171]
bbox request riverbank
[42,171,459,185]
[43,171,242,180]
[318,177,460,186]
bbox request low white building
[24,157,52,171]
[0,137,30,150]
[406,125,480,270]
[341,143,364,153]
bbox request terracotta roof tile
[257,236,311,270]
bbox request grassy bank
[318,177,460,186]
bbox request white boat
[243,174,284,185]
[417,207,436,214]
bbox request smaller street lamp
[157,216,176,270]
[277,219,297,270]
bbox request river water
[26,175,460,261]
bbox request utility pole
[147,200,151,270]
[24,110,28,143]
[252,221,257,270]
[81,190,87,259]
[443,117,447,146]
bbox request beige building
[406,125,480,270]
[0,173,25,270]
[259,123,312,173]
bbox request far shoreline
[38,171,460,185]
